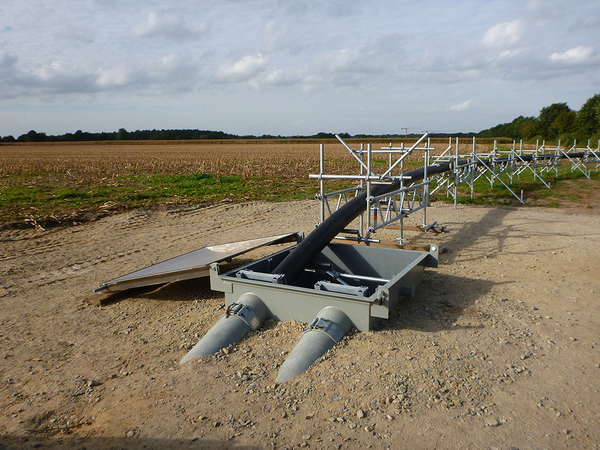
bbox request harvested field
[1,139,477,177]
[1,141,324,179]
[0,139,552,226]
[1,140,334,224]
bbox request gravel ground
[1,200,599,449]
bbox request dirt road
[1,200,599,449]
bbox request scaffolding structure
[311,134,600,244]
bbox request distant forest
[0,128,476,143]
[2,93,598,144]
[477,93,600,144]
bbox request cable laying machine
[181,132,441,381]
[93,132,441,381]
[95,132,599,381]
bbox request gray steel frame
[312,132,435,245]
[312,134,600,244]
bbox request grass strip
[1,165,598,227]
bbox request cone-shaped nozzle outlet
[180,293,267,364]
[276,307,352,382]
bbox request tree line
[1,128,475,143]
[0,128,242,143]
[477,93,600,144]
[2,93,598,144]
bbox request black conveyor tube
[273,152,588,285]
[272,182,396,284]
[273,163,449,284]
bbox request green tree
[538,103,573,139]
[18,130,48,142]
[577,94,600,137]
[478,115,536,140]
[522,119,537,139]
[315,132,335,139]
[116,128,129,140]
[550,109,576,137]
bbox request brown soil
[1,200,599,449]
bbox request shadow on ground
[381,271,500,333]
[437,206,517,264]
[0,435,260,450]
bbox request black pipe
[272,181,399,284]
[273,151,589,285]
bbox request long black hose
[272,152,587,285]
[272,181,397,284]
[272,163,451,284]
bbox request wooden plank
[85,287,149,306]
[383,224,426,232]
[383,224,444,234]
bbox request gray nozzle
[276,307,352,382]
[180,293,267,364]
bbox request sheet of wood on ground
[1,200,599,449]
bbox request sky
[1,0,599,138]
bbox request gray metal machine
[94,133,599,381]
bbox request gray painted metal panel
[95,232,300,293]
[211,243,437,331]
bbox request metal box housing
[210,243,438,331]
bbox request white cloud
[249,69,300,90]
[2,0,600,137]
[96,65,135,88]
[262,20,288,54]
[0,58,99,99]
[36,61,73,81]
[300,38,396,92]
[132,11,208,41]
[301,48,365,91]
[550,46,594,64]
[0,49,203,100]
[55,27,96,45]
[96,55,201,93]
[325,0,362,18]
[482,20,522,49]
[449,100,473,111]
[499,49,523,59]
[147,54,201,92]
[216,54,268,83]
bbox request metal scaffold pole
[319,143,325,224]
[454,137,459,209]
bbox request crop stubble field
[4,138,595,227]
[0,139,457,225]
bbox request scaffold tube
[272,151,588,285]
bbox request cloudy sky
[1,0,599,138]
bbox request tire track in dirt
[109,211,151,230]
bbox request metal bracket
[304,316,347,343]
[425,221,445,233]
[236,270,285,284]
[225,302,262,330]
[314,280,369,297]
